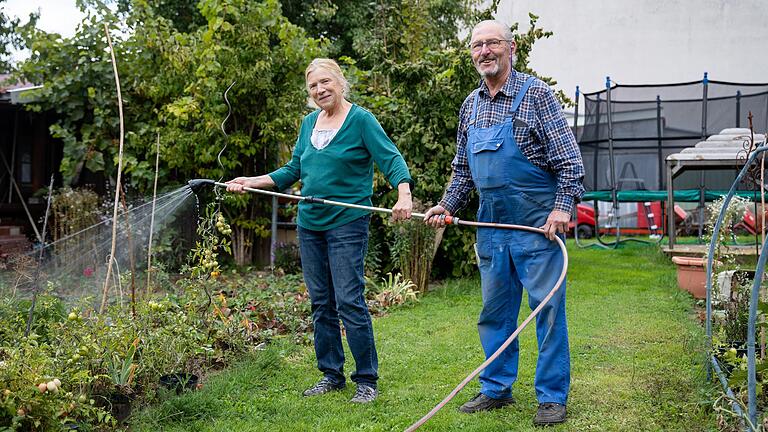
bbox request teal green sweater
[269,105,412,231]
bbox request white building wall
[496,0,768,105]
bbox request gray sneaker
[302,377,345,397]
[533,402,566,426]
[458,392,515,413]
[350,384,378,403]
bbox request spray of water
[2,185,196,305]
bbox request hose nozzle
[187,178,216,192]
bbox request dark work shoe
[458,392,515,413]
[350,384,378,403]
[302,377,345,397]
[533,402,567,426]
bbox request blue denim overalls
[467,77,570,405]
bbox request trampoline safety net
[576,79,768,193]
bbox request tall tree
[16,0,322,265]
[0,0,33,73]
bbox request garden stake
[100,23,126,314]
[187,179,569,432]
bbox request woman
[226,58,413,404]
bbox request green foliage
[14,0,323,264]
[186,202,232,279]
[0,270,316,430]
[367,271,419,309]
[272,242,301,274]
[0,0,34,73]
[108,338,139,389]
[390,216,436,293]
[51,188,102,268]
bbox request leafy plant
[707,196,753,345]
[389,199,437,293]
[187,202,232,280]
[364,234,385,279]
[370,272,418,308]
[50,187,102,269]
[108,338,139,390]
[273,242,301,274]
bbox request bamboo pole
[99,23,126,314]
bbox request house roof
[0,74,32,93]
[0,74,41,104]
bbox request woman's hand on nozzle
[225,177,250,193]
[424,205,451,228]
[225,175,276,193]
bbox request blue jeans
[298,215,377,387]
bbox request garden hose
[187,179,569,431]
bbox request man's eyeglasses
[469,39,509,53]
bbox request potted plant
[105,338,139,423]
[157,332,199,395]
[671,197,748,298]
[671,256,708,298]
[158,372,199,394]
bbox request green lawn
[131,243,717,431]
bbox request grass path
[132,244,716,431]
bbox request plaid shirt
[441,70,585,215]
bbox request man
[424,19,584,426]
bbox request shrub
[389,200,437,293]
[273,242,301,275]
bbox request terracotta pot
[671,256,707,298]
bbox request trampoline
[574,74,768,248]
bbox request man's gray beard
[478,64,500,78]
[475,54,516,78]
[475,60,499,78]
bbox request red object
[567,204,595,232]
[636,202,662,230]
[733,207,768,235]
[568,201,669,237]
[673,205,688,222]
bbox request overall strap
[511,76,537,113]
[469,89,481,125]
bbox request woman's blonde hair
[305,58,350,97]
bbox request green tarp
[582,189,764,202]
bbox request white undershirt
[311,128,339,150]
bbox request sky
[3,0,84,62]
